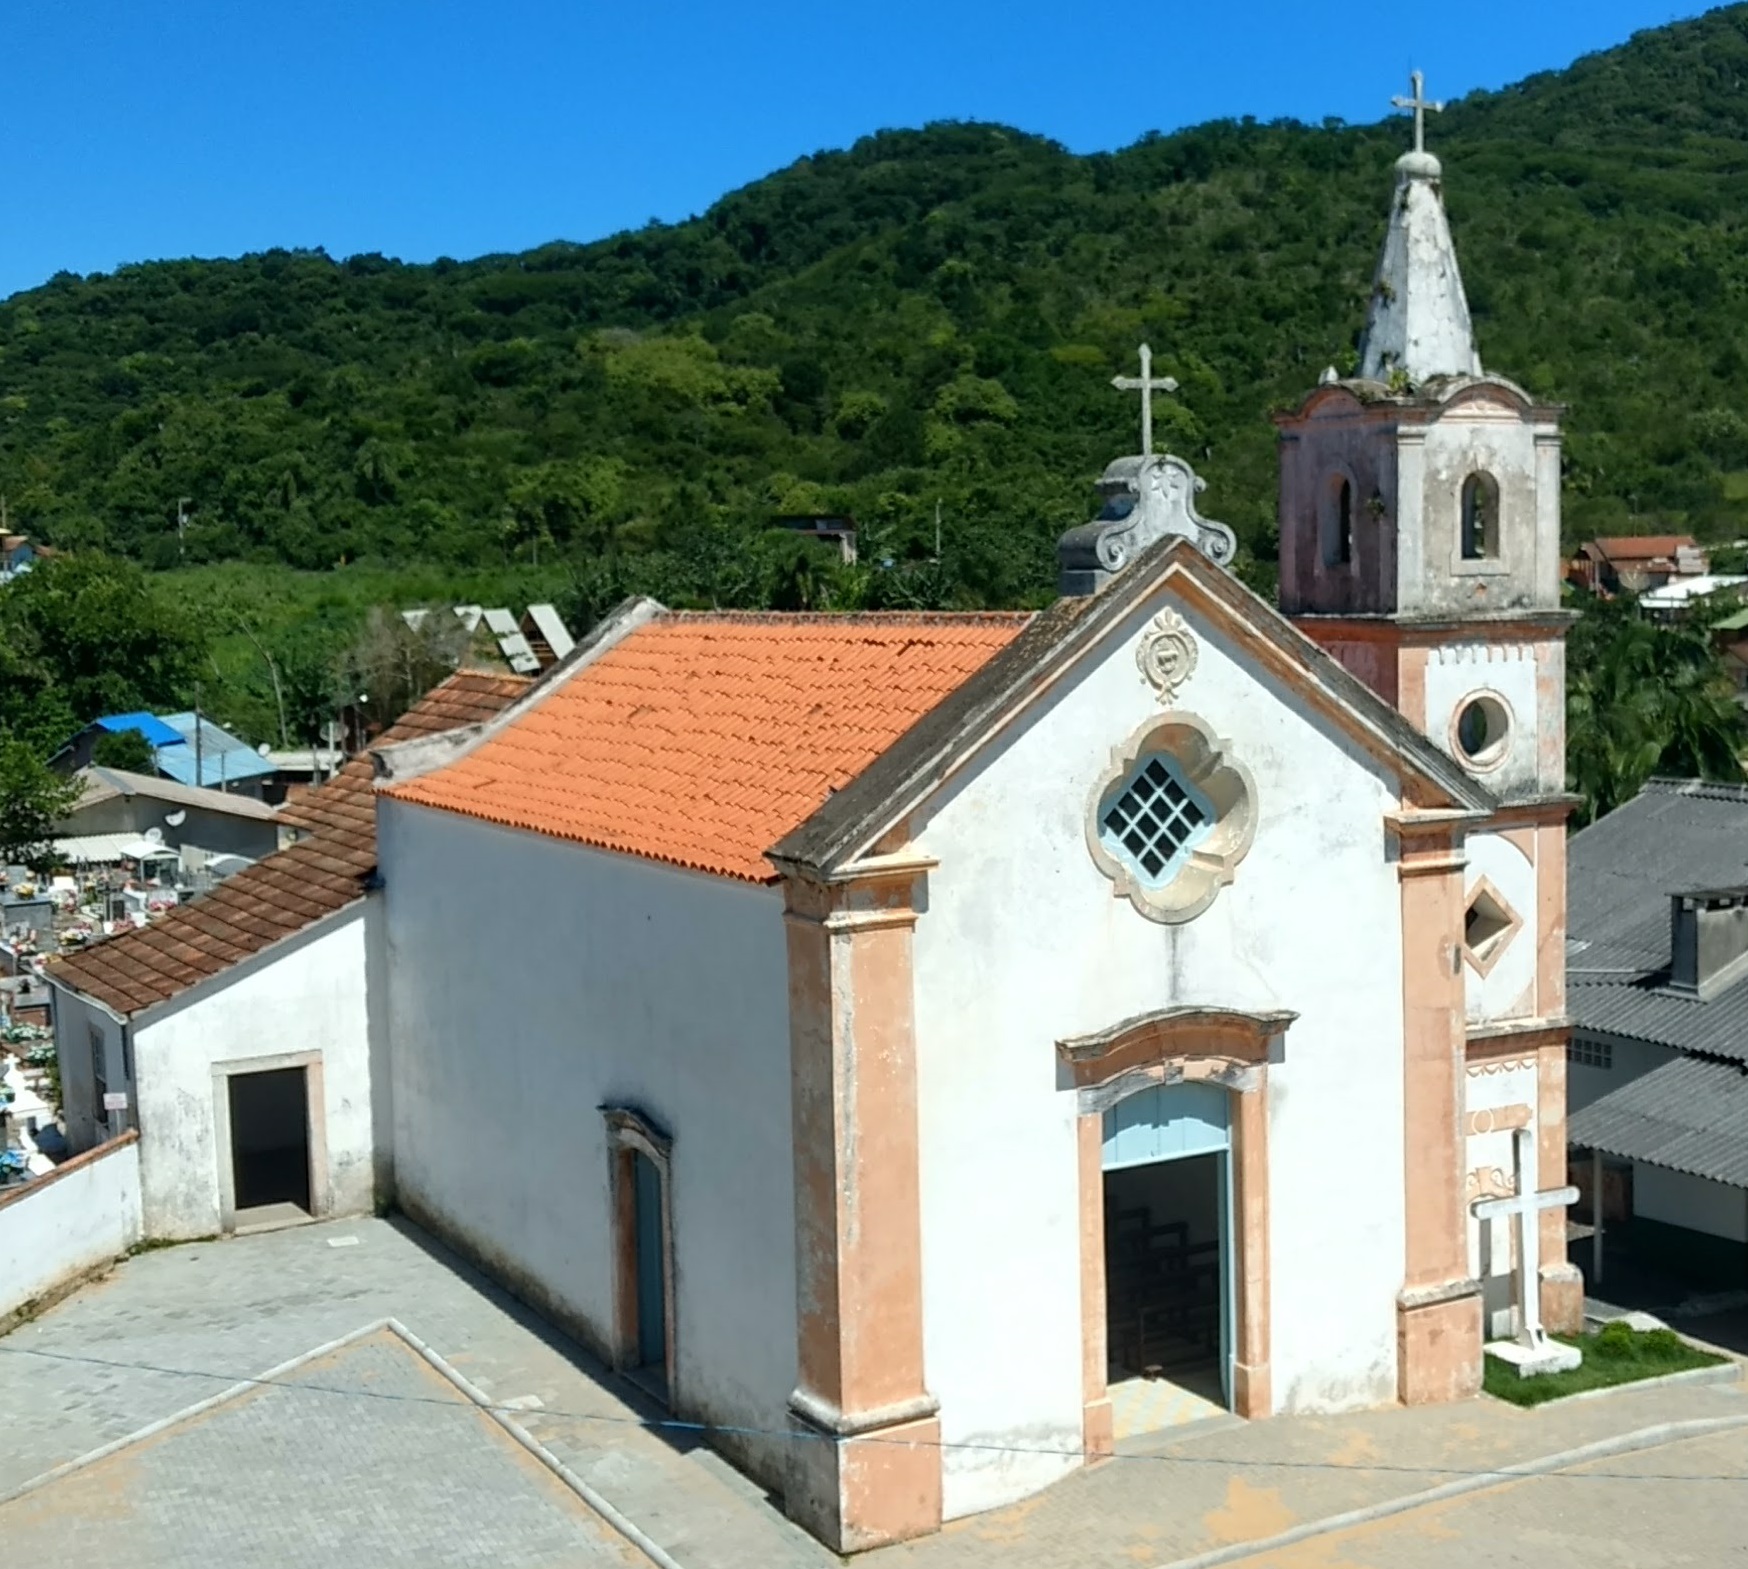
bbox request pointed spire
[1357,72,1481,386]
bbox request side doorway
[606,1108,676,1404]
[214,1052,327,1232]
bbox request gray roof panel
[1568,1055,1748,1185]
[1568,778,1748,1057]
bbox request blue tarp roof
[94,712,183,748]
[154,712,276,788]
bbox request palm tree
[1567,594,1748,825]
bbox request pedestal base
[785,1405,942,1553]
[1397,1281,1483,1404]
[1540,1261,1585,1335]
[1487,1338,1582,1378]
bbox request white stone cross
[1111,343,1178,457]
[1392,70,1445,156]
[1473,1126,1578,1350]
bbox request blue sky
[3,0,1713,299]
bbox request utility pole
[193,684,204,789]
[934,499,942,563]
[176,497,190,563]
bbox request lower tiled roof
[383,612,1030,883]
[49,672,528,1018]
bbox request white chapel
[368,81,1579,1554]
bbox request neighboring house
[1714,605,1748,699]
[1638,572,1748,621]
[370,128,1582,1551]
[1568,535,1708,595]
[258,746,344,807]
[59,767,285,867]
[53,711,277,796]
[1566,778,1748,1291]
[0,532,38,583]
[44,672,527,1241]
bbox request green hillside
[6,4,1748,622]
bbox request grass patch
[1484,1322,1727,1406]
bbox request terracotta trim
[1394,818,1482,1403]
[1058,1006,1294,1085]
[1071,1014,1285,1426]
[0,1129,138,1216]
[782,865,939,1551]
[1484,795,1583,828]
[1077,1115,1113,1459]
[1534,822,1567,1020]
[1466,1020,1569,1062]
[1398,645,1431,730]
[1464,1103,1533,1136]
[1534,1040,1581,1332]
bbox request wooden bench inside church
[1105,1200,1222,1379]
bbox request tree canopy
[7,7,1748,607]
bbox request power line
[1,1340,1743,1484]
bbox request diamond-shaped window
[1463,878,1523,976]
[1099,754,1212,889]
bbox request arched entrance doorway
[1102,1081,1233,1427]
[1061,1005,1290,1457]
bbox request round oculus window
[1454,693,1511,769]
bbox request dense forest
[4,6,1748,814]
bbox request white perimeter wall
[378,802,798,1481]
[132,904,374,1239]
[1635,1164,1748,1243]
[0,1136,142,1321]
[910,587,1410,1519]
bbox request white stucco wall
[1566,1035,1671,1116]
[1635,1164,1748,1244]
[48,983,128,1151]
[0,1136,142,1321]
[131,903,374,1239]
[379,803,798,1482]
[908,585,1411,1519]
[1422,642,1544,803]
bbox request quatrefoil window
[1086,714,1257,925]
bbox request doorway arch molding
[1059,1006,1294,1453]
[603,1104,677,1405]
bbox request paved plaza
[2,1217,1745,1569]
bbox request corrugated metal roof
[54,833,146,864]
[94,712,183,747]
[1569,1055,1748,1185]
[1567,777,1748,1061]
[155,713,277,787]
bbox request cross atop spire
[1392,70,1444,156]
[1111,344,1178,457]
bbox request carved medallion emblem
[1136,609,1198,702]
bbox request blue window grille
[1099,753,1212,887]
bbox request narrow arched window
[1322,473,1355,569]
[1461,473,1499,560]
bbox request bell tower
[1274,72,1567,805]
[1275,73,1585,1379]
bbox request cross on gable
[1391,69,1445,156]
[1111,343,1179,457]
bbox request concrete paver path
[2,1217,1744,1569]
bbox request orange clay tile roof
[383,612,1032,883]
[49,671,528,1018]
